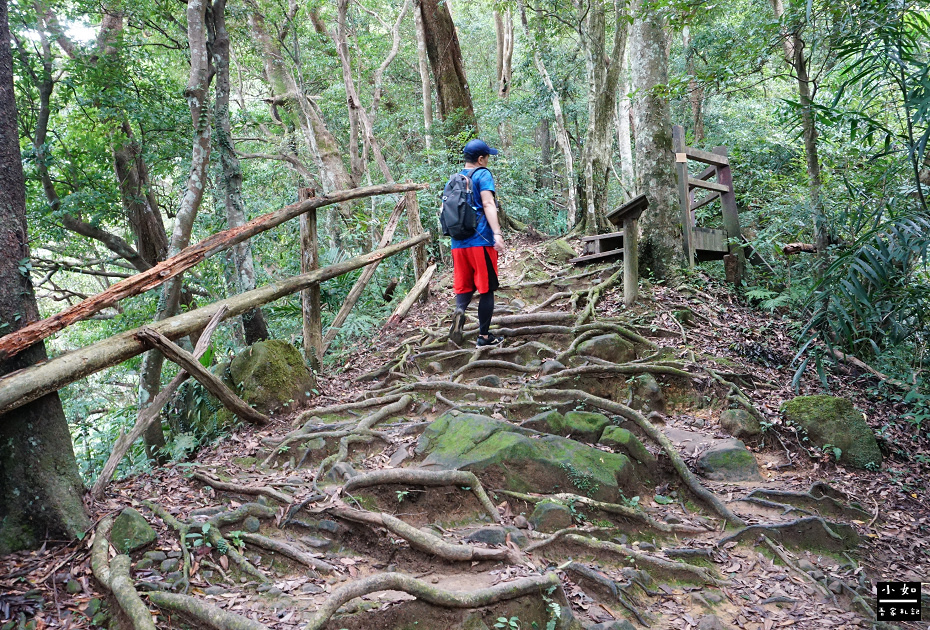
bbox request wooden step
[570,248,623,265]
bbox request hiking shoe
[476,334,503,347]
[449,308,466,345]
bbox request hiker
[447,139,505,347]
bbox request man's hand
[493,232,505,252]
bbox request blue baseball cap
[463,139,499,159]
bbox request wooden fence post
[672,125,695,268]
[299,187,322,369]
[405,187,429,303]
[623,216,639,306]
[713,146,745,287]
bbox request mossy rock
[229,340,316,415]
[529,501,573,533]
[782,396,882,469]
[110,508,156,554]
[522,410,609,442]
[416,413,638,503]
[719,409,761,439]
[600,426,655,466]
[696,439,761,481]
[576,334,636,363]
[544,238,578,263]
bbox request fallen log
[136,328,269,425]
[91,306,228,499]
[0,234,430,418]
[384,263,436,327]
[0,182,426,362]
[781,242,817,255]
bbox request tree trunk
[535,118,552,189]
[138,0,214,457]
[248,9,355,208]
[630,0,682,279]
[616,44,635,200]
[519,1,577,229]
[0,0,88,552]
[770,0,825,254]
[112,121,169,267]
[214,0,269,345]
[417,0,478,143]
[413,2,434,159]
[682,26,704,146]
[578,0,629,235]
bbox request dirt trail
[3,237,926,630]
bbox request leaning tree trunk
[682,26,705,145]
[770,0,825,256]
[412,2,434,158]
[214,0,269,345]
[0,0,88,552]
[519,0,577,228]
[138,0,214,457]
[630,0,683,280]
[417,0,478,146]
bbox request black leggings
[456,291,494,336]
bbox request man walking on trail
[449,139,505,347]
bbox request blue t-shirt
[450,167,496,249]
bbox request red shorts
[452,246,499,294]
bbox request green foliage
[494,617,521,630]
[557,461,600,498]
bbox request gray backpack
[440,167,487,240]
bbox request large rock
[110,508,156,554]
[697,439,761,481]
[544,238,578,263]
[576,334,636,363]
[529,501,573,532]
[599,426,655,466]
[521,410,610,442]
[782,396,882,469]
[719,409,761,439]
[229,340,316,414]
[629,374,665,412]
[417,413,637,502]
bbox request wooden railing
[672,125,745,284]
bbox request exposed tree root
[148,592,269,630]
[746,486,870,520]
[530,291,572,312]
[561,534,724,585]
[497,490,706,534]
[524,526,613,553]
[238,532,335,574]
[758,536,833,600]
[192,472,293,504]
[720,517,859,552]
[554,328,604,364]
[90,517,158,630]
[539,363,693,382]
[573,267,623,326]
[449,359,536,380]
[294,394,405,424]
[303,572,560,630]
[561,561,649,626]
[703,367,767,425]
[342,468,501,523]
[143,502,193,592]
[325,506,517,563]
[390,380,744,527]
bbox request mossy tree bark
[578,0,629,235]
[630,0,683,280]
[0,0,88,552]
